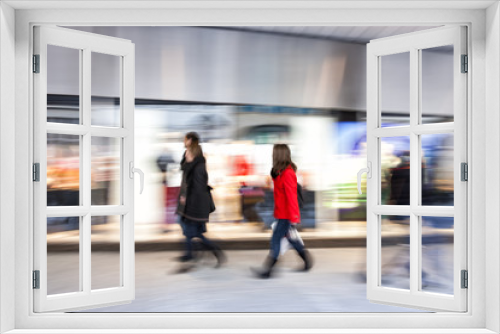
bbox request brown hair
[186,132,203,158]
[272,144,297,174]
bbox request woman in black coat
[176,132,226,267]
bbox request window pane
[421,216,454,295]
[421,45,454,124]
[380,52,410,127]
[381,136,410,205]
[47,45,80,124]
[47,216,80,295]
[91,137,121,206]
[91,216,121,290]
[47,134,80,206]
[422,133,454,206]
[381,215,410,290]
[91,52,121,127]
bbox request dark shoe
[176,254,194,262]
[251,256,277,279]
[202,243,227,268]
[298,250,313,271]
[356,271,366,283]
[174,263,196,274]
[215,251,227,268]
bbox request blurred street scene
[45,26,455,312]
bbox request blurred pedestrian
[156,149,174,186]
[252,144,313,278]
[156,148,177,229]
[176,132,226,267]
[388,151,410,206]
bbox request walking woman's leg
[185,236,194,258]
[177,217,195,262]
[199,233,227,268]
[251,219,289,278]
[286,226,313,271]
[270,219,291,259]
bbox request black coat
[389,164,410,205]
[177,154,212,222]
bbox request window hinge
[461,162,468,181]
[33,54,40,73]
[461,54,468,73]
[33,270,40,289]
[461,270,468,289]
[33,163,40,182]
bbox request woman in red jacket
[252,144,313,278]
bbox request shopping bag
[271,221,304,255]
[288,225,304,246]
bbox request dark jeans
[179,217,216,257]
[270,219,304,260]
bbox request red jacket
[273,166,300,224]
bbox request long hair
[272,144,297,174]
[186,132,203,158]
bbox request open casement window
[33,26,138,312]
[364,26,467,312]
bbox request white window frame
[1,2,498,333]
[366,26,468,312]
[33,26,136,313]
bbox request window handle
[357,162,372,195]
[129,162,144,194]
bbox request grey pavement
[58,247,453,313]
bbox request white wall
[0,2,16,333]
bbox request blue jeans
[270,219,304,260]
[179,216,214,258]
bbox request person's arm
[180,151,186,166]
[283,170,300,223]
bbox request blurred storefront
[46,94,453,237]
